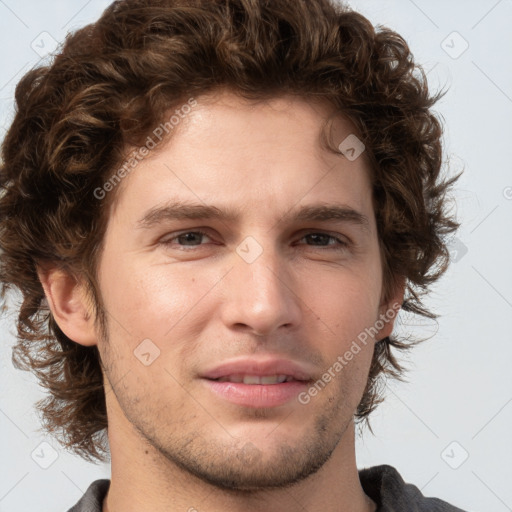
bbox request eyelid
[295,228,351,245]
[159,228,213,245]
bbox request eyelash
[160,230,349,251]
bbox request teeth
[217,374,290,384]
[243,375,261,385]
[260,375,287,385]
[217,375,243,383]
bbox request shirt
[66,464,467,511]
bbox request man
[0,0,465,510]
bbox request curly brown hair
[0,0,460,462]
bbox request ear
[37,264,98,346]
[376,275,405,341]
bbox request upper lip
[201,357,314,382]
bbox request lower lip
[203,379,309,408]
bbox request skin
[39,90,404,512]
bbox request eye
[160,230,213,249]
[159,229,350,252]
[296,232,349,249]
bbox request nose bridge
[222,235,302,336]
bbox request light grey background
[0,1,511,511]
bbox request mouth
[213,374,302,384]
[201,358,314,408]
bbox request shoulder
[359,465,467,511]
[66,479,110,512]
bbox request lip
[200,357,314,408]
[201,357,314,381]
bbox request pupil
[308,234,329,245]
[180,233,202,245]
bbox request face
[93,91,399,490]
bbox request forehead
[107,91,374,229]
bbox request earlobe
[37,265,98,347]
[377,275,406,341]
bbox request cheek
[98,255,221,345]
[299,261,383,341]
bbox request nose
[219,241,303,337]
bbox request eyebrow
[136,200,371,233]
